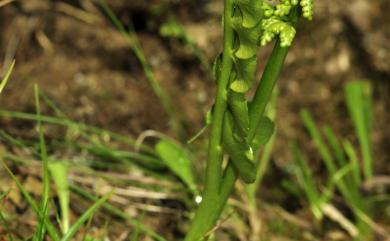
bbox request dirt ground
[0,0,389,240]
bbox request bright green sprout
[260,0,313,46]
[275,4,292,16]
[218,0,314,181]
[261,17,296,47]
[300,0,314,20]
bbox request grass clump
[288,81,387,240]
[1,86,114,241]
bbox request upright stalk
[185,1,309,240]
[203,0,234,198]
[218,42,291,224]
[184,0,234,239]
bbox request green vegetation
[288,81,386,240]
[184,1,313,240]
[1,1,388,241]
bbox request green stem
[220,42,290,209]
[203,0,234,199]
[184,0,234,240]
[248,45,290,139]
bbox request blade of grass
[0,110,154,154]
[130,212,144,241]
[0,189,10,202]
[70,185,168,241]
[300,110,337,173]
[343,140,362,189]
[49,161,70,234]
[80,143,172,181]
[0,190,14,241]
[0,211,14,241]
[319,163,354,208]
[0,59,15,94]
[0,160,61,241]
[323,126,347,167]
[290,142,322,220]
[96,0,185,139]
[39,92,156,156]
[40,91,68,119]
[344,81,373,179]
[80,140,165,170]
[0,130,36,152]
[34,84,51,241]
[34,200,50,241]
[323,126,356,187]
[61,190,113,241]
[80,209,101,241]
[321,204,359,238]
[159,15,210,71]
[38,93,165,175]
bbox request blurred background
[0,0,389,240]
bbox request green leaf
[230,80,249,93]
[233,23,260,59]
[251,116,275,149]
[234,0,263,28]
[155,140,196,190]
[223,112,256,184]
[0,60,15,94]
[228,91,249,137]
[230,56,257,93]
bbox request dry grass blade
[0,0,14,8]
[0,60,15,94]
[322,204,359,237]
[55,2,102,24]
[203,211,235,239]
